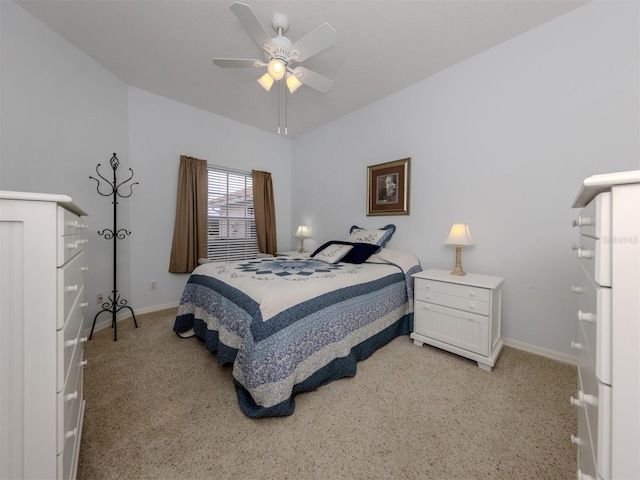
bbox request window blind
[207,166,259,262]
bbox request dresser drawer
[573,192,611,239]
[57,291,86,391]
[414,302,489,356]
[574,263,612,385]
[415,278,490,302]
[575,371,598,480]
[57,234,86,267]
[57,347,84,455]
[576,322,612,480]
[58,207,87,237]
[575,234,611,287]
[57,251,87,330]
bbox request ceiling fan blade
[212,58,263,68]
[295,67,333,94]
[291,23,337,62]
[230,2,274,50]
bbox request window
[207,166,259,262]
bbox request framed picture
[367,157,410,216]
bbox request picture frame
[367,158,410,216]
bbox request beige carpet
[78,308,577,480]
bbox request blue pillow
[347,224,396,248]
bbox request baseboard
[502,337,578,366]
[85,302,179,337]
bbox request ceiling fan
[212,2,337,95]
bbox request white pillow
[312,244,353,264]
[346,224,395,248]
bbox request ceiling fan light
[286,74,302,94]
[267,59,286,80]
[257,73,274,92]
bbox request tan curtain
[169,156,208,273]
[252,170,277,255]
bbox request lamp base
[298,237,305,254]
[450,245,467,275]
[450,266,467,276]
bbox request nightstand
[411,268,504,371]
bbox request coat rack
[89,153,138,341]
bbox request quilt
[173,248,422,417]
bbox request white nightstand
[411,269,504,371]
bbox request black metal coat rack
[89,153,139,341]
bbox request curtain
[252,170,277,255]
[169,156,208,273]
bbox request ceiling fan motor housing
[265,34,294,65]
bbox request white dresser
[570,170,640,480]
[0,191,88,480]
[411,269,504,371]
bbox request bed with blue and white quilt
[173,228,421,418]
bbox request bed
[173,226,422,418]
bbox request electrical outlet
[96,292,103,305]
[150,281,157,291]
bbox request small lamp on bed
[443,224,474,276]
[295,225,309,253]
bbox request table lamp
[295,225,309,253]
[443,224,475,276]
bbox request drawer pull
[64,284,79,293]
[80,302,88,309]
[66,242,79,251]
[81,266,89,272]
[79,336,88,343]
[570,396,583,407]
[577,310,596,323]
[570,434,584,446]
[571,341,584,351]
[65,391,78,402]
[469,292,475,298]
[65,428,77,440]
[571,243,581,251]
[80,360,88,367]
[578,390,598,406]
[571,285,583,294]
[469,304,475,310]
[572,216,593,227]
[576,248,594,259]
[65,338,79,348]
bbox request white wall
[1,1,292,333]
[0,1,130,332]
[291,0,639,360]
[127,87,292,314]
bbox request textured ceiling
[16,0,588,138]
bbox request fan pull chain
[284,78,288,135]
[277,80,281,135]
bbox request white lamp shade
[267,59,286,81]
[295,225,309,238]
[286,73,302,94]
[257,73,274,92]
[443,224,475,246]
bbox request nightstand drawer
[415,278,490,302]
[414,302,489,356]
[415,290,489,316]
